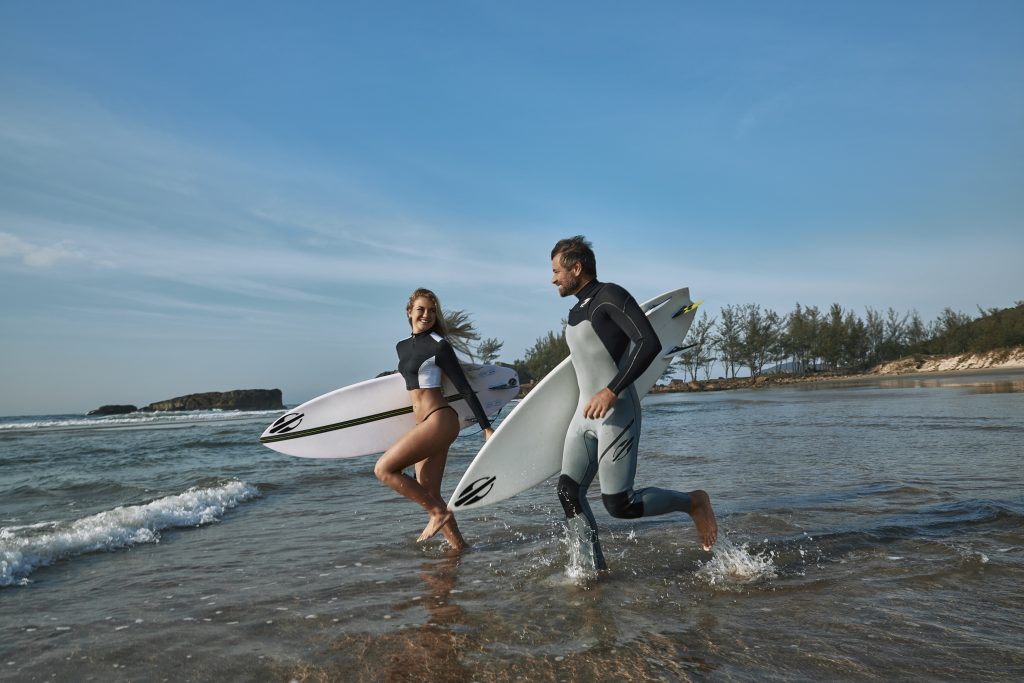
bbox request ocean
[2,370,1022,681]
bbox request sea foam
[0,480,260,587]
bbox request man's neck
[574,277,599,299]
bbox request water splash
[560,520,600,584]
[694,537,777,589]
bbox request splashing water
[560,520,600,583]
[695,536,777,589]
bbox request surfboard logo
[268,412,304,435]
[453,476,497,507]
[663,341,698,359]
[489,377,518,390]
[671,299,702,319]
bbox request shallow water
[2,370,1023,681]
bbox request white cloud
[0,231,85,268]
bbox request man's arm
[604,291,661,396]
[583,286,660,418]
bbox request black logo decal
[454,476,496,507]
[268,412,304,434]
[611,436,634,462]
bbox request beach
[2,369,1023,681]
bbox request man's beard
[558,274,581,297]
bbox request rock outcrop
[87,404,139,416]
[143,389,284,412]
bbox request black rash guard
[396,331,492,430]
[566,279,661,396]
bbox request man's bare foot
[440,517,467,553]
[688,490,717,551]
[417,510,454,542]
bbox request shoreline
[651,347,1024,394]
[514,347,1024,397]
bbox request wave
[0,410,282,433]
[0,479,260,587]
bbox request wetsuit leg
[558,416,607,571]
[598,387,692,518]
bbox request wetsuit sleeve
[435,341,493,430]
[605,292,661,396]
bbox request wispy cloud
[0,231,86,268]
[0,90,548,303]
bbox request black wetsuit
[558,280,692,570]
[396,331,492,430]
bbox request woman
[373,288,494,552]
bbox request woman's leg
[374,407,460,542]
[414,411,466,550]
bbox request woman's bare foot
[417,510,454,542]
[440,517,467,553]
[688,490,717,551]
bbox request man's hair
[551,235,597,278]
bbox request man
[550,235,717,570]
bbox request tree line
[510,301,1024,383]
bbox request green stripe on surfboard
[260,392,466,444]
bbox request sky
[1,1,1022,416]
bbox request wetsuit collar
[575,279,601,301]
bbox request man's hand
[483,427,495,441]
[583,388,617,419]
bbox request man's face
[551,256,583,298]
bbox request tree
[880,307,909,360]
[675,311,716,381]
[783,303,821,373]
[714,305,744,379]
[476,338,504,364]
[906,310,928,351]
[819,304,847,371]
[739,304,782,377]
[930,308,973,354]
[864,307,885,365]
[843,309,869,369]
[513,320,569,383]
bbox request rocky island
[88,389,284,415]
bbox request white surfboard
[260,364,519,459]
[449,288,700,510]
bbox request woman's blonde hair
[406,287,448,336]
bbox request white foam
[0,480,259,587]
[0,410,281,432]
[694,537,778,589]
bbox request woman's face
[408,296,438,334]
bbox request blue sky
[2,1,1022,416]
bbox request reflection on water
[792,370,1024,395]
[877,378,1024,394]
[958,380,1024,395]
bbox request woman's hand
[483,427,495,441]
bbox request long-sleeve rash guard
[566,279,661,396]
[396,331,492,430]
